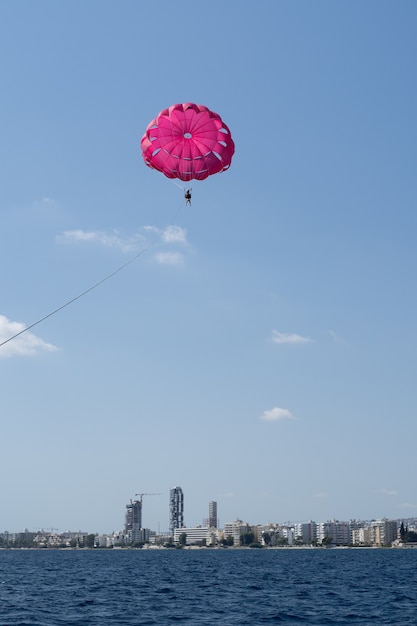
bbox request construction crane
[134,492,162,503]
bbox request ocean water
[1,548,417,625]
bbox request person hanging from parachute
[141,103,235,204]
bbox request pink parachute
[141,103,235,182]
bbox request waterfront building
[173,526,209,545]
[223,520,250,546]
[207,528,222,546]
[369,519,398,546]
[254,525,268,543]
[151,532,172,546]
[96,534,109,548]
[112,532,126,546]
[131,528,150,543]
[294,521,317,544]
[317,520,352,545]
[351,526,371,546]
[281,526,295,546]
[169,486,184,534]
[258,524,293,546]
[269,527,287,546]
[348,519,364,542]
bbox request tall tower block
[169,486,184,534]
[209,501,218,528]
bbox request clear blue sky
[1,0,416,534]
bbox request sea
[1,547,417,625]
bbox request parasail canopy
[141,103,235,182]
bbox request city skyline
[2,514,413,549]
[6,485,417,545]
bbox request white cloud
[313,492,328,499]
[161,225,188,244]
[58,224,188,257]
[399,502,417,510]
[271,330,311,345]
[155,252,184,266]
[375,488,397,496]
[259,406,295,422]
[57,229,144,253]
[0,315,57,358]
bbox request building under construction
[125,493,160,543]
[125,499,143,543]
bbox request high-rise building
[209,501,218,528]
[125,499,142,537]
[169,486,184,534]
